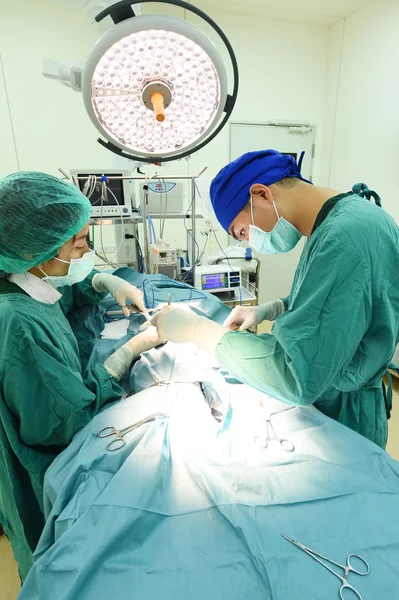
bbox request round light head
[82,14,228,160]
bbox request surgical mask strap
[250,196,280,227]
[272,200,280,222]
[38,256,70,277]
[54,257,70,265]
[38,251,93,281]
[38,267,49,278]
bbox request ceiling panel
[58,0,375,27]
[191,0,374,26]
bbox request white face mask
[248,198,302,255]
[39,250,96,287]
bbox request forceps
[254,416,295,452]
[282,534,370,599]
[106,306,155,320]
[97,412,167,451]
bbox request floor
[1,374,399,600]
[0,535,20,600]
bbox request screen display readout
[201,273,227,290]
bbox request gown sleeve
[3,314,122,446]
[281,296,289,311]
[58,270,107,315]
[216,235,371,405]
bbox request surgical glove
[92,273,147,317]
[104,326,163,380]
[150,306,227,354]
[223,299,285,331]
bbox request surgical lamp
[77,0,239,162]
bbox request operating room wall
[0,0,118,177]
[196,8,333,303]
[327,0,399,225]
[0,1,331,301]
[142,4,334,302]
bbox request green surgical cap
[0,171,91,274]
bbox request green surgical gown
[216,193,399,449]
[0,272,122,580]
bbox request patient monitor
[194,265,241,294]
[70,169,134,218]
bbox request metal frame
[78,169,206,278]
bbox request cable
[211,228,243,305]
[141,174,159,273]
[96,250,120,269]
[173,280,207,301]
[197,231,209,264]
[103,184,124,265]
[151,278,207,302]
[99,180,124,270]
[161,178,168,239]
[148,214,153,245]
[136,237,144,273]
[143,278,156,308]
[104,279,207,322]
[243,280,258,293]
[147,214,157,245]
[100,181,106,261]
[158,177,163,240]
[78,174,137,271]
[214,254,259,295]
[83,174,99,201]
[184,187,201,266]
[214,256,258,292]
[182,185,201,283]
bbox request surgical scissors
[281,534,370,599]
[254,417,295,452]
[97,412,167,451]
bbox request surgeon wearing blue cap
[151,149,399,449]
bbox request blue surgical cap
[210,149,312,232]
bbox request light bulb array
[90,28,221,155]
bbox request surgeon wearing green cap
[151,149,399,453]
[0,172,162,579]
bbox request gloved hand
[149,306,199,343]
[150,305,226,354]
[223,299,285,331]
[92,273,147,317]
[104,326,163,381]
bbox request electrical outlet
[103,245,116,254]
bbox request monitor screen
[77,174,125,207]
[201,273,227,290]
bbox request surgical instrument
[106,306,158,319]
[97,412,167,451]
[108,295,170,319]
[254,415,295,452]
[281,534,370,600]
